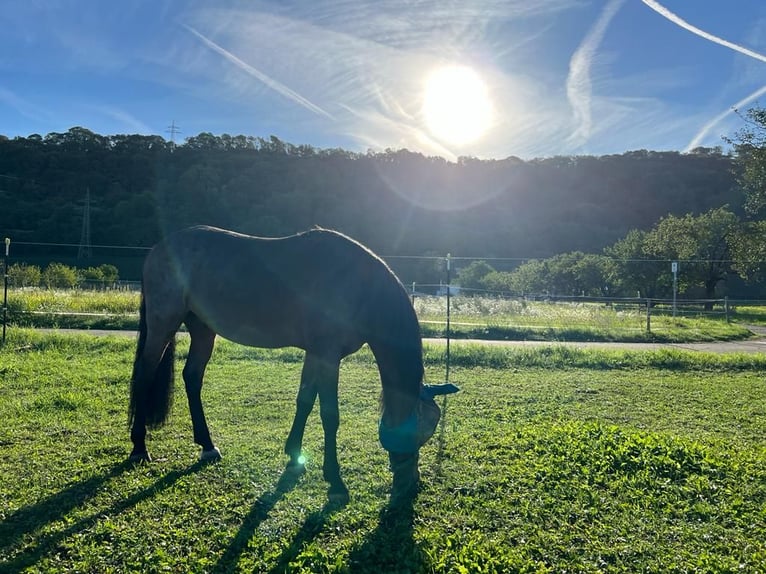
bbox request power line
[5,240,766,264]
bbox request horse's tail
[128,295,176,429]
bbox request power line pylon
[78,187,92,259]
[166,120,181,150]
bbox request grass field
[5,289,762,342]
[1,330,765,572]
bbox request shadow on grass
[347,492,423,573]
[0,460,133,558]
[264,500,344,574]
[211,466,310,573]
[0,459,209,572]
[345,394,454,573]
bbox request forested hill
[0,128,742,268]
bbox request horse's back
[142,226,410,354]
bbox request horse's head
[378,383,458,454]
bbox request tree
[644,207,738,303]
[506,259,549,296]
[42,263,79,289]
[727,106,766,216]
[455,261,495,292]
[604,230,665,298]
[729,220,766,284]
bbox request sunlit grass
[415,296,752,342]
[1,330,765,572]
[1,290,759,342]
[7,288,140,314]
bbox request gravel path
[36,327,766,354]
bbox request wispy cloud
[641,0,766,64]
[686,84,766,150]
[640,1,766,150]
[182,24,334,120]
[92,105,154,134]
[0,86,51,122]
[566,0,625,147]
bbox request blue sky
[2,0,766,160]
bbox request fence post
[411,282,416,306]
[645,298,651,333]
[2,237,9,346]
[445,254,451,385]
[724,296,730,323]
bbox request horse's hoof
[285,459,307,476]
[200,446,222,461]
[129,451,151,463]
[327,486,350,508]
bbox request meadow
[1,330,765,572]
[4,289,761,342]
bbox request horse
[128,225,442,503]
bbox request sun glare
[422,65,493,146]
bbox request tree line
[1,122,764,297]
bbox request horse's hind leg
[314,354,348,503]
[130,330,176,462]
[183,313,220,461]
[286,353,347,503]
[284,358,320,469]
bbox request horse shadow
[211,466,345,573]
[346,491,422,572]
[0,459,209,573]
[345,394,454,572]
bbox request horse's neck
[371,342,422,426]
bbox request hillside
[0,129,743,278]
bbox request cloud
[0,87,51,122]
[182,24,334,120]
[566,0,625,147]
[641,0,766,64]
[92,105,154,134]
[686,84,766,151]
[640,1,766,150]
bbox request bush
[7,263,42,287]
[42,263,79,289]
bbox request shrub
[42,262,79,289]
[7,263,42,287]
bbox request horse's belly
[209,318,302,349]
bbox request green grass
[1,330,765,572]
[416,296,753,342]
[4,290,761,342]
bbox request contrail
[566,0,625,145]
[641,0,766,64]
[183,24,334,120]
[640,1,766,150]
[686,84,766,151]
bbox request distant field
[1,331,765,572]
[5,289,762,342]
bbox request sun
[421,65,493,146]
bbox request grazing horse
[128,225,442,502]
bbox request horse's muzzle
[379,395,441,454]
